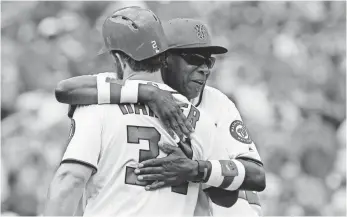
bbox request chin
[186,91,200,100]
[190,87,203,99]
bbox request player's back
[82,81,220,216]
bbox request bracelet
[120,81,139,103]
[192,160,203,183]
[192,160,211,183]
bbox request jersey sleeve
[62,105,103,174]
[215,94,262,164]
[200,121,249,162]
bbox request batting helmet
[99,6,169,61]
[163,18,228,54]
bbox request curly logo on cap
[194,24,207,40]
[229,120,253,144]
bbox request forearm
[44,175,85,216]
[55,76,98,105]
[237,159,266,192]
[143,155,264,192]
[55,75,154,105]
[59,87,98,105]
[44,188,84,216]
[193,159,265,208]
[192,158,265,192]
[203,187,239,208]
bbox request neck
[124,69,164,84]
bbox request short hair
[111,50,165,73]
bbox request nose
[197,64,210,76]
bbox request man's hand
[134,144,198,191]
[139,84,194,140]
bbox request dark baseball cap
[163,18,228,54]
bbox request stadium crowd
[1,1,346,216]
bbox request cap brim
[169,44,228,54]
[202,45,228,54]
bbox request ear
[161,52,168,69]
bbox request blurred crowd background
[1,1,346,216]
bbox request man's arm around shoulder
[55,75,98,105]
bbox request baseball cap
[98,6,169,61]
[163,18,228,54]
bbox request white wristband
[205,159,245,191]
[205,160,224,187]
[97,75,111,104]
[120,81,139,103]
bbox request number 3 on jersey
[125,126,160,187]
[124,125,192,195]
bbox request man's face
[162,50,215,100]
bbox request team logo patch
[194,24,207,40]
[67,119,76,145]
[229,120,252,144]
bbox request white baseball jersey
[192,86,263,216]
[62,80,234,216]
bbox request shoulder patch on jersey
[229,120,252,144]
[67,119,76,145]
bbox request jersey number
[125,125,192,195]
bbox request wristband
[205,159,245,191]
[204,160,224,186]
[97,75,111,104]
[120,81,139,103]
